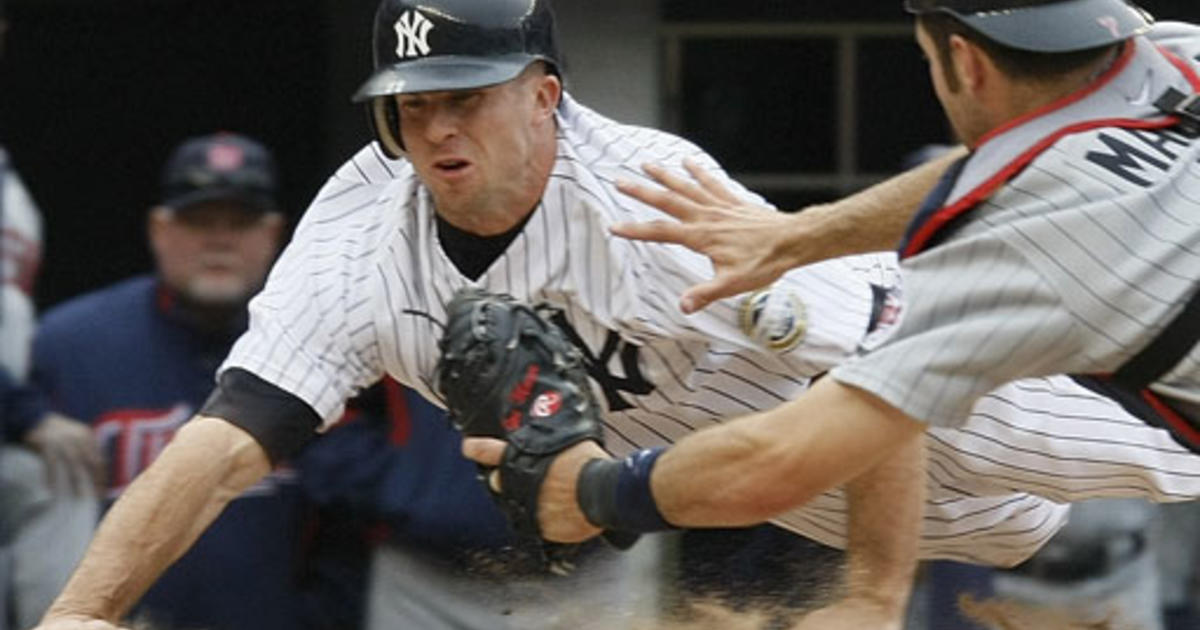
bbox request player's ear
[949,34,988,92]
[147,206,172,253]
[532,71,562,123]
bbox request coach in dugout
[495,0,1200,627]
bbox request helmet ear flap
[369,96,405,159]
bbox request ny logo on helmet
[394,10,434,59]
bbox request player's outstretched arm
[464,378,926,622]
[34,416,271,630]
[612,147,966,314]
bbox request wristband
[577,447,676,533]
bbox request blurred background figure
[29,133,301,630]
[1,0,102,627]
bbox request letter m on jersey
[547,311,655,412]
[394,10,434,59]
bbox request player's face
[148,201,284,306]
[397,69,561,234]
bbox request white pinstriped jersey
[836,25,1200,429]
[222,94,1200,566]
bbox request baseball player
[28,1,1200,629]
[487,0,1200,627]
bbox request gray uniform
[834,22,1200,433]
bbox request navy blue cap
[161,133,278,213]
[905,0,1152,53]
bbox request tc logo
[394,10,434,59]
[1096,15,1120,38]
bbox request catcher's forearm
[788,145,967,263]
[842,432,926,613]
[648,378,925,528]
[43,416,271,622]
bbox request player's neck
[982,45,1124,143]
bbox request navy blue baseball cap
[905,0,1153,52]
[161,133,278,213]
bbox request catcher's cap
[904,0,1153,52]
[352,0,562,103]
[161,133,278,213]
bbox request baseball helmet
[353,0,562,158]
[904,0,1152,53]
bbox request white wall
[554,0,661,127]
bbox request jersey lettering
[93,403,292,498]
[547,311,655,411]
[1086,130,1172,186]
[94,404,193,497]
[1126,128,1193,162]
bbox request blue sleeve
[295,384,514,552]
[1,368,46,442]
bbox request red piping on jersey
[901,41,1200,260]
[970,38,1137,149]
[1160,45,1200,90]
[899,42,1200,448]
[1143,389,1200,446]
[383,377,412,446]
[901,117,1180,258]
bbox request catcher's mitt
[435,287,637,552]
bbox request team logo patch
[859,285,904,354]
[531,391,563,418]
[394,10,434,59]
[1096,15,1121,38]
[739,289,807,353]
[207,142,245,172]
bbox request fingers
[461,437,506,467]
[72,430,105,495]
[680,275,757,315]
[682,158,741,205]
[487,469,502,493]
[60,432,103,496]
[608,219,689,246]
[640,163,714,206]
[679,281,727,315]
[616,178,705,222]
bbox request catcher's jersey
[835,24,1200,429]
[223,95,1200,565]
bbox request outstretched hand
[24,413,105,496]
[613,159,803,314]
[462,437,606,543]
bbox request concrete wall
[554,0,661,127]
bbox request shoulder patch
[859,285,904,354]
[739,289,807,353]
